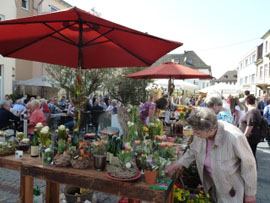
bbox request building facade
[0,0,17,100]
[0,0,71,99]
[237,48,257,95]
[255,30,270,96]
[215,70,237,85]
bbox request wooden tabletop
[21,159,173,203]
[0,154,25,171]
[100,129,119,136]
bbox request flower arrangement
[174,184,211,203]
[93,140,107,156]
[38,126,51,148]
[71,141,91,169]
[117,150,132,169]
[56,125,69,140]
[42,148,53,165]
[0,141,15,156]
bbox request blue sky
[65,0,270,78]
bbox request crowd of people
[0,94,121,134]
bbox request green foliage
[117,150,132,168]
[45,64,112,99]
[57,139,66,154]
[103,67,152,105]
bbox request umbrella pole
[74,19,83,133]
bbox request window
[22,0,29,10]
[251,74,255,84]
[245,76,248,84]
[171,58,179,63]
[0,15,4,21]
[260,66,263,79]
[245,59,248,66]
[266,41,268,53]
[240,78,243,85]
[252,54,256,63]
[50,6,58,13]
[265,64,269,81]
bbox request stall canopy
[199,83,242,97]
[16,76,58,88]
[153,79,198,91]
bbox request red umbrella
[126,62,212,96]
[125,62,212,79]
[0,7,182,69]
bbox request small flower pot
[144,170,158,185]
[93,154,107,171]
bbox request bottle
[31,130,39,157]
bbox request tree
[45,64,113,99]
[104,67,152,105]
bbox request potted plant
[70,141,91,169]
[15,132,30,152]
[141,155,159,184]
[93,140,107,171]
[54,139,71,167]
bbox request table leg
[20,175,33,203]
[166,187,174,203]
[46,181,60,203]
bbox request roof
[58,0,73,7]
[216,70,237,82]
[261,29,270,39]
[153,51,211,71]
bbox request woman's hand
[165,161,182,174]
[244,195,255,203]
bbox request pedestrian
[239,94,262,158]
[205,93,233,123]
[257,94,269,116]
[166,107,257,203]
[240,90,250,112]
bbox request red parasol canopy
[125,62,212,79]
[0,7,182,69]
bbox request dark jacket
[257,100,269,115]
[0,108,20,130]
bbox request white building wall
[41,0,71,14]
[237,48,257,95]
[0,0,17,100]
[255,32,270,96]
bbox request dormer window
[224,75,228,79]
[234,75,237,78]
[187,58,193,65]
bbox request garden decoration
[14,132,30,152]
[106,149,140,180]
[0,141,15,156]
[93,140,107,171]
[71,141,91,169]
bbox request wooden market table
[1,154,175,203]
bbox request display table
[0,154,174,203]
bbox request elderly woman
[166,108,257,203]
[28,99,46,134]
[205,93,233,123]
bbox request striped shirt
[179,120,257,203]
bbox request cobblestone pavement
[0,141,269,203]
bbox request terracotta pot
[144,170,158,185]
